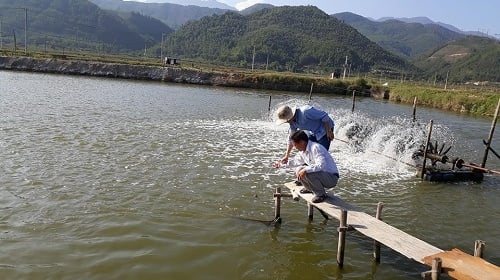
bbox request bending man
[275,105,334,164]
[274,130,339,203]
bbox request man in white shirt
[274,130,339,203]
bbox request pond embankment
[2,55,498,116]
[0,56,374,96]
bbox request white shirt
[288,141,338,174]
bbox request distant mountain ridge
[333,12,464,58]
[139,0,234,10]
[89,0,231,29]
[377,16,492,37]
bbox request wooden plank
[284,182,443,263]
[423,249,500,280]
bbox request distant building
[164,56,179,65]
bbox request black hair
[290,130,308,143]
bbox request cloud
[235,0,265,11]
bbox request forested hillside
[164,6,417,74]
[416,36,500,83]
[333,12,464,58]
[0,0,172,52]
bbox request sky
[217,0,500,37]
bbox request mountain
[415,36,500,82]
[239,3,274,16]
[139,0,234,10]
[0,0,172,52]
[377,16,492,38]
[333,12,464,58]
[164,6,417,74]
[89,0,231,29]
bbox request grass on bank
[388,83,500,117]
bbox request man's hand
[296,167,307,180]
[280,156,289,164]
[327,131,335,141]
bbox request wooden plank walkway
[282,181,500,280]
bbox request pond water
[0,70,498,279]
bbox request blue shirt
[288,105,334,141]
[288,141,339,174]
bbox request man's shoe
[294,180,302,186]
[299,188,312,194]
[312,195,327,203]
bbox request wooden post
[431,257,442,280]
[481,98,500,168]
[268,95,272,113]
[308,83,313,104]
[474,240,485,258]
[412,96,417,122]
[421,120,433,179]
[373,202,384,262]
[351,90,356,113]
[337,209,348,267]
[307,203,314,221]
[274,187,281,220]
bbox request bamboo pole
[373,202,384,262]
[421,120,433,179]
[337,209,348,267]
[481,98,500,168]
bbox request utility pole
[160,32,165,63]
[342,56,347,80]
[2,8,27,53]
[444,71,449,90]
[0,19,2,50]
[24,8,27,54]
[251,45,256,71]
[13,29,16,52]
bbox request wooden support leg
[431,258,442,280]
[308,203,314,221]
[421,257,442,280]
[373,202,384,262]
[274,187,281,220]
[337,209,348,267]
[474,240,485,258]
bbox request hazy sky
[219,0,499,36]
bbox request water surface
[0,71,498,279]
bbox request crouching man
[274,130,339,203]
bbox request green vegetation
[0,0,172,54]
[164,6,416,75]
[388,82,500,116]
[415,36,500,83]
[334,12,462,58]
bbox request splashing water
[264,99,459,192]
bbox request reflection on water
[0,71,498,279]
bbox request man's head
[290,130,308,151]
[275,105,296,125]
